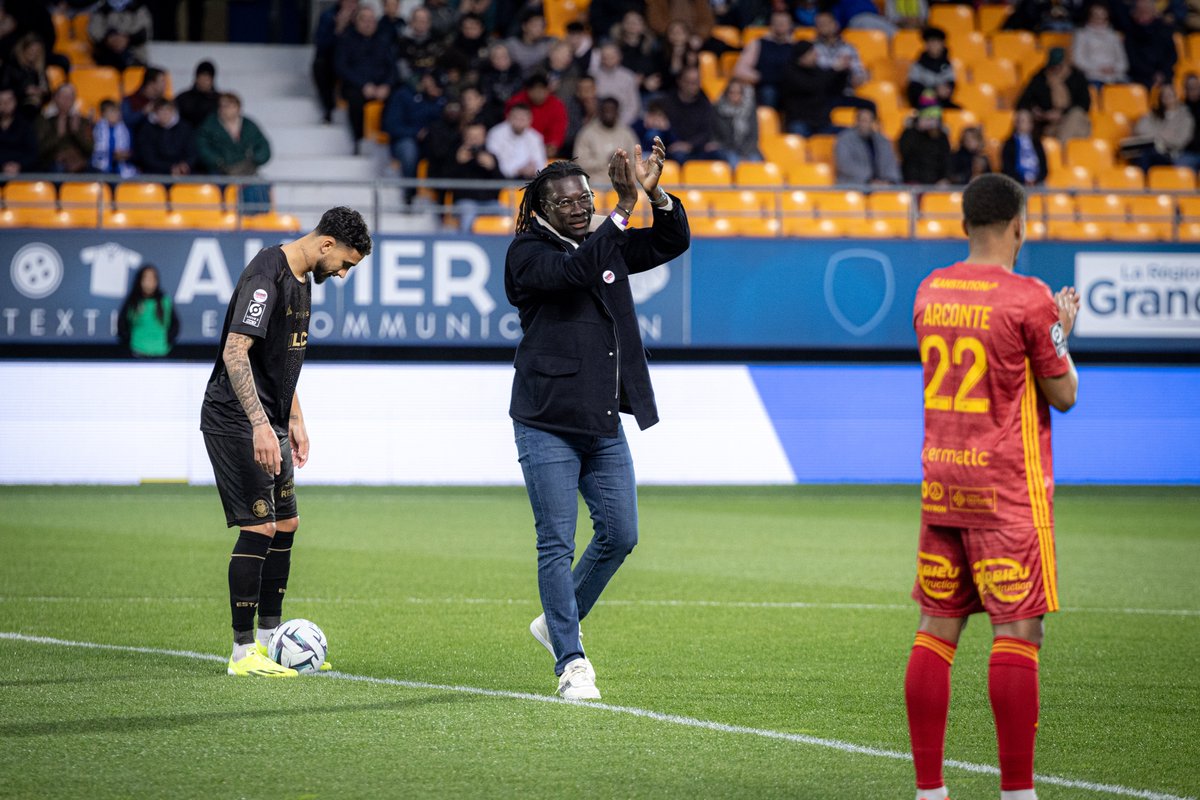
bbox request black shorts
[203,431,298,528]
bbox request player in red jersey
[904,174,1080,800]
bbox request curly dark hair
[315,206,372,256]
[962,173,1025,232]
[515,160,590,234]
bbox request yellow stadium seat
[170,183,223,211]
[544,0,588,38]
[1179,196,1200,219]
[786,162,834,186]
[857,81,901,114]
[241,212,303,232]
[1096,165,1145,191]
[471,216,515,235]
[719,50,740,78]
[101,210,134,229]
[1075,193,1127,225]
[114,182,169,226]
[1041,137,1063,175]
[734,161,785,186]
[783,216,846,237]
[780,189,814,215]
[1179,220,1200,242]
[735,217,781,237]
[948,31,989,67]
[53,12,71,43]
[1025,218,1048,240]
[757,106,781,143]
[970,59,1018,107]
[1147,166,1197,192]
[708,189,771,217]
[1049,220,1106,240]
[681,160,732,186]
[699,51,720,90]
[930,4,976,38]
[1029,192,1075,225]
[71,66,121,116]
[741,25,769,45]
[1045,164,1094,190]
[868,190,913,219]
[364,100,388,144]
[952,82,998,113]
[977,4,1010,35]
[689,216,738,237]
[806,134,837,166]
[678,188,709,214]
[1089,111,1131,148]
[920,191,963,219]
[71,13,90,41]
[1102,84,1149,119]
[830,107,858,128]
[810,189,866,220]
[1038,32,1073,52]
[60,182,110,226]
[866,57,911,89]
[5,181,58,227]
[761,134,807,169]
[1127,193,1174,224]
[989,31,1039,65]
[942,109,980,147]
[1065,138,1114,173]
[981,109,1014,141]
[47,65,66,92]
[710,25,741,49]
[916,218,962,239]
[844,29,888,67]
[891,29,923,61]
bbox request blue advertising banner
[0,231,688,347]
[1,229,1196,352]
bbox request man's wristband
[650,187,669,207]
[615,204,632,217]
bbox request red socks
[989,636,1041,791]
[905,632,957,790]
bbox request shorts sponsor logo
[252,499,269,518]
[279,478,294,499]
[949,486,996,513]
[243,302,265,327]
[917,551,961,599]
[921,480,945,501]
[1050,320,1068,357]
[973,557,1033,603]
[922,446,991,467]
[253,288,268,303]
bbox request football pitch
[0,485,1196,800]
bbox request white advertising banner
[1075,252,1200,338]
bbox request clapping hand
[1054,287,1080,338]
[608,147,639,214]
[633,136,667,196]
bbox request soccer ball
[267,618,327,674]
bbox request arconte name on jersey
[920,302,993,330]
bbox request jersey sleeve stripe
[1021,360,1060,612]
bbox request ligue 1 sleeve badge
[602,270,615,284]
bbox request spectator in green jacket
[118,265,179,358]
[196,92,272,213]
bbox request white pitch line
[0,632,1193,800]
[2,596,1199,617]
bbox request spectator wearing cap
[383,70,448,185]
[505,72,569,157]
[658,65,721,163]
[1123,0,1178,89]
[779,40,849,137]
[485,103,547,179]
[1002,108,1048,185]
[134,98,197,176]
[906,27,957,110]
[1016,46,1091,141]
[176,61,220,127]
[899,98,952,184]
[731,10,797,110]
[835,107,901,184]
[1072,4,1129,86]
[573,96,638,178]
[335,4,395,152]
[590,42,642,127]
[505,10,554,77]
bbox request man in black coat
[134,99,198,176]
[504,138,689,701]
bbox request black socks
[229,530,271,645]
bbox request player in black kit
[201,206,371,677]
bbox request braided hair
[515,160,591,234]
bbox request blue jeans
[514,420,639,675]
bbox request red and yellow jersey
[913,262,1070,529]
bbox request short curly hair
[315,206,372,256]
[962,174,1025,232]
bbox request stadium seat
[1147,166,1197,192]
[46,65,66,93]
[659,160,681,186]
[786,162,834,186]
[734,217,781,237]
[865,56,910,90]
[4,181,57,227]
[71,13,90,41]
[364,100,388,144]
[1049,220,1106,240]
[857,81,901,114]
[170,182,223,211]
[844,29,888,67]
[1028,192,1075,225]
[916,218,962,239]
[54,38,93,67]
[242,212,303,232]
[806,134,837,166]
[1097,165,1145,191]
[757,106,781,142]
[830,107,858,128]
[948,31,989,67]
[1178,196,1200,220]
[981,109,1014,141]
[810,189,866,221]
[952,82,998,113]
[977,4,1010,35]
[1089,111,1131,147]
[741,26,769,45]
[699,52,722,100]
[1065,138,1114,173]
[930,4,976,38]
[708,189,772,218]
[71,67,121,117]
[114,182,169,226]
[920,191,963,219]
[1041,137,1063,175]
[970,59,1018,107]
[1025,217,1048,240]
[543,0,587,38]
[942,109,980,146]
[681,160,732,186]
[1045,164,1094,190]
[101,209,134,228]
[891,29,923,61]
[719,50,740,78]
[988,31,1038,66]
[1075,193,1127,225]
[688,216,738,237]
[868,191,914,236]
[1102,84,1149,119]
[761,134,807,169]
[678,188,710,214]
[780,189,814,216]
[52,12,71,43]
[471,215,515,235]
[1127,193,1175,231]
[734,161,785,186]
[1038,32,1073,53]
[782,216,845,237]
[710,25,741,49]
[60,182,110,226]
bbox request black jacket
[505,196,690,437]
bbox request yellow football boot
[227,648,297,677]
[257,641,332,671]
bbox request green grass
[0,485,1197,799]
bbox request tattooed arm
[223,332,281,475]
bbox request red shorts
[912,522,1059,624]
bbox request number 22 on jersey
[920,334,990,414]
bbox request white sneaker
[529,613,583,661]
[557,657,600,700]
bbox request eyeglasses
[548,191,595,211]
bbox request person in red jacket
[505,72,568,157]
